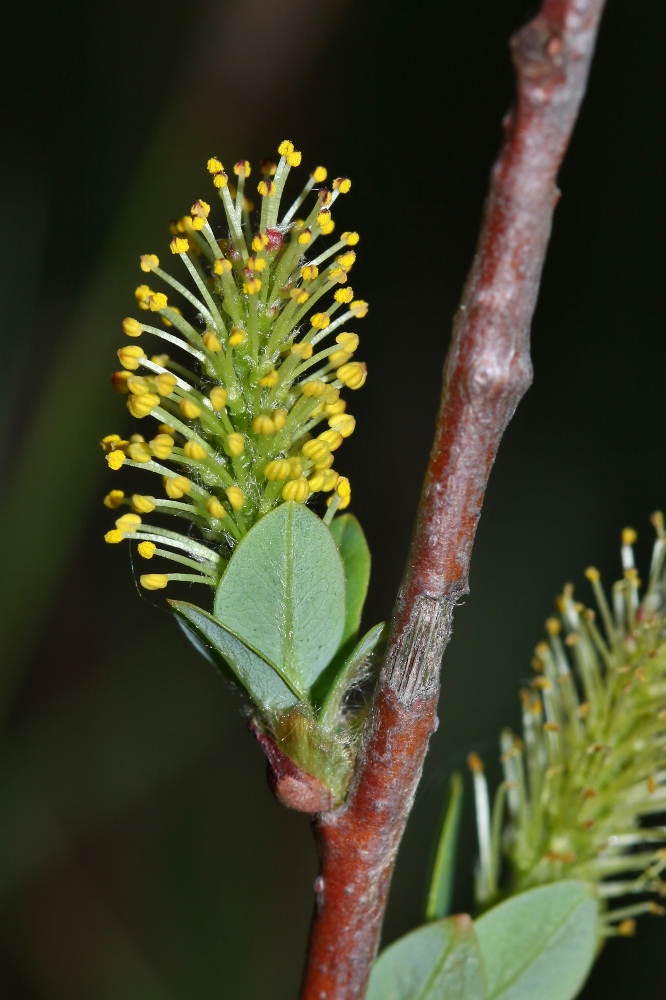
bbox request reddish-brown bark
[299,1,608,998]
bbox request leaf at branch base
[318,621,387,727]
[329,513,370,646]
[474,881,598,1000]
[366,914,486,1000]
[213,503,346,694]
[169,600,299,712]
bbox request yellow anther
[312,166,327,183]
[111,370,132,394]
[127,376,152,396]
[585,566,600,582]
[225,433,245,457]
[105,529,124,544]
[323,386,340,404]
[545,617,561,636]
[336,477,351,500]
[264,459,291,481]
[622,527,637,546]
[334,287,354,304]
[316,211,331,227]
[180,398,202,420]
[209,386,228,411]
[282,478,309,502]
[138,541,156,559]
[325,398,346,417]
[310,313,330,330]
[319,189,333,207]
[272,408,287,431]
[313,452,334,471]
[287,150,302,167]
[103,490,125,509]
[140,253,159,272]
[260,158,277,176]
[329,350,351,367]
[127,392,160,419]
[213,172,229,189]
[128,441,152,463]
[302,439,330,462]
[328,413,355,438]
[234,160,251,177]
[257,179,276,197]
[207,497,227,519]
[289,288,309,304]
[321,469,339,491]
[213,258,232,275]
[152,355,170,367]
[337,251,356,271]
[129,433,145,443]
[617,920,636,938]
[150,433,174,459]
[116,513,142,533]
[154,372,177,397]
[226,486,245,511]
[118,345,146,370]
[252,414,276,434]
[297,230,312,245]
[301,379,327,398]
[341,231,359,245]
[248,255,266,272]
[291,341,313,360]
[336,332,358,352]
[229,327,247,346]
[165,476,191,499]
[107,449,126,471]
[122,317,142,337]
[191,198,210,219]
[259,369,279,387]
[203,331,222,352]
[301,265,319,281]
[307,472,326,492]
[350,299,368,317]
[288,457,303,479]
[278,140,294,156]
[252,233,270,252]
[327,267,346,284]
[184,440,208,460]
[134,283,152,309]
[170,236,190,254]
[132,494,156,513]
[337,361,367,389]
[333,177,351,194]
[140,574,169,590]
[320,219,335,235]
[318,429,344,451]
[148,292,168,312]
[207,157,224,174]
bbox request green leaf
[169,601,300,712]
[319,622,387,728]
[329,514,371,646]
[366,914,486,1000]
[474,881,598,1000]
[213,503,346,694]
[426,771,464,921]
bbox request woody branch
[300,1,608,997]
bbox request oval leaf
[329,513,370,645]
[214,503,346,693]
[474,881,598,1000]
[366,914,486,1000]
[170,600,299,711]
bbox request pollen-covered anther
[180,399,202,420]
[132,494,156,513]
[310,313,330,331]
[225,433,245,457]
[150,433,174,459]
[252,233,269,252]
[140,254,159,273]
[184,440,208,460]
[226,486,245,511]
[135,284,152,309]
[106,450,126,471]
[140,574,169,591]
[328,413,355,438]
[297,229,312,246]
[282,478,309,502]
[257,179,276,197]
[341,231,359,245]
[122,317,143,337]
[334,288,354,305]
[622,527,638,546]
[190,199,210,231]
[213,258,232,275]
[208,386,228,411]
[336,332,359,353]
[248,255,266,272]
[103,490,124,509]
[118,345,146,370]
[332,476,351,509]
[333,177,352,194]
[105,529,124,543]
[259,369,279,387]
[337,362,367,389]
[336,251,356,272]
[165,476,191,499]
[203,331,222,352]
[316,210,332,228]
[138,541,156,559]
[170,237,190,254]
[264,459,290,481]
[229,328,247,346]
[290,287,310,305]
[207,157,224,175]
[206,497,227,519]
[278,140,294,156]
[291,342,313,360]
[148,292,168,312]
[111,371,132,394]
[301,265,319,282]
[234,160,251,177]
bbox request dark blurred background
[0,0,663,995]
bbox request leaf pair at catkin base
[367,881,598,1000]
[171,503,386,802]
